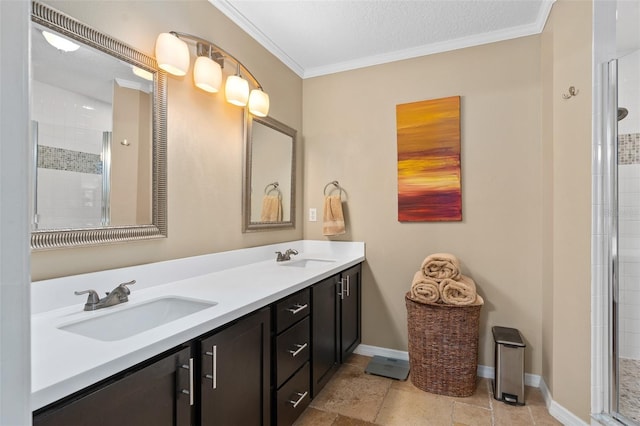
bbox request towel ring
[264,182,281,197]
[324,180,343,198]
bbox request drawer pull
[288,343,308,357]
[288,391,308,408]
[286,303,308,315]
[179,358,194,406]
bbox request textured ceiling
[210,0,555,78]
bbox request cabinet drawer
[276,316,310,387]
[276,363,310,426]
[276,288,310,333]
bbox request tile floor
[295,354,562,426]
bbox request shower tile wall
[32,81,111,229]
[618,49,640,361]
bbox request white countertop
[31,240,365,411]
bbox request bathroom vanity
[31,240,364,426]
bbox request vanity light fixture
[155,32,269,117]
[42,30,79,52]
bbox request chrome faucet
[275,249,298,262]
[74,280,136,311]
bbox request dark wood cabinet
[199,307,271,426]
[339,264,362,362]
[311,263,362,397]
[311,274,340,397]
[33,345,193,426]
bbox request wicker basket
[405,292,482,397]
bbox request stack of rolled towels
[409,253,483,306]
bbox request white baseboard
[354,344,588,425]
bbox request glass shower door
[615,48,640,426]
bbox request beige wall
[32,0,303,281]
[542,0,593,421]
[303,36,544,374]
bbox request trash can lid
[492,326,526,347]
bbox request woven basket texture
[405,292,481,397]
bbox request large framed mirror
[30,2,167,249]
[243,115,296,232]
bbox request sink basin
[59,297,217,341]
[279,258,336,268]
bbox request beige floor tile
[492,400,534,426]
[310,364,391,422]
[523,386,546,406]
[452,402,492,426]
[342,354,371,370]
[374,387,453,426]
[453,378,491,409]
[529,405,562,426]
[390,372,421,393]
[294,407,338,426]
[333,415,378,425]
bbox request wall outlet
[309,208,317,222]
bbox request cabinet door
[340,264,362,362]
[33,346,193,426]
[199,307,271,426]
[311,274,340,397]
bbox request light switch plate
[309,208,317,222]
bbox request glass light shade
[248,90,270,117]
[193,56,222,93]
[42,30,79,52]
[155,33,190,76]
[225,75,249,106]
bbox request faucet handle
[74,289,100,310]
[117,279,136,295]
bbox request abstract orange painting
[396,96,461,221]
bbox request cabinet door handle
[346,275,350,297]
[180,358,194,406]
[288,342,308,357]
[204,346,217,389]
[286,303,308,315]
[338,278,345,300]
[288,391,308,408]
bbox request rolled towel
[421,253,461,282]
[439,275,480,306]
[410,271,440,304]
[322,195,346,236]
[260,195,282,222]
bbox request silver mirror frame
[242,114,296,232]
[31,2,167,250]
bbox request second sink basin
[59,297,217,341]
[279,258,335,268]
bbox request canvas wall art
[396,96,461,222]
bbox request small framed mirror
[243,115,296,232]
[30,2,167,249]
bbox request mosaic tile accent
[619,133,640,165]
[37,145,102,175]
